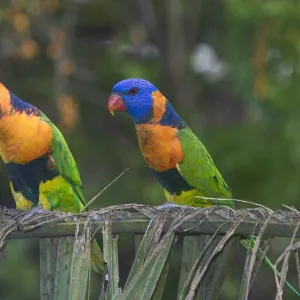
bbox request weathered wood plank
[54,237,74,300]
[178,236,202,297]
[112,235,120,296]
[5,215,298,239]
[102,220,120,298]
[40,237,59,300]
[196,236,239,300]
[0,245,7,279]
[178,235,239,300]
[69,224,91,300]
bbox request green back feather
[39,112,86,206]
[177,128,236,207]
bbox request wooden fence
[1,204,300,300]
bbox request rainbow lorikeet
[0,82,103,273]
[108,78,299,295]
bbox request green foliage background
[1,0,300,299]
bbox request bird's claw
[91,214,103,221]
[157,202,193,211]
[157,202,180,211]
[19,205,48,224]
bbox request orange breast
[0,83,12,114]
[0,112,53,164]
[135,124,184,172]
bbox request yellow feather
[164,188,174,202]
[175,163,182,176]
[39,194,51,210]
[39,175,84,213]
[9,182,33,210]
[164,188,215,208]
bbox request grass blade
[121,233,175,300]
[134,234,143,255]
[151,236,177,300]
[125,221,162,289]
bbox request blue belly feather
[5,155,59,204]
[152,168,193,196]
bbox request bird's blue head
[108,78,158,124]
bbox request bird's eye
[129,87,139,95]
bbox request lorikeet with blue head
[108,78,299,295]
[0,82,103,273]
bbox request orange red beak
[108,94,126,116]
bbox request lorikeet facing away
[0,82,103,273]
[108,78,299,295]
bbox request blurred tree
[1,0,300,299]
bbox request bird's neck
[9,92,39,116]
[132,91,187,129]
[155,101,187,129]
[0,83,12,117]
[0,89,38,118]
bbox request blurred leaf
[12,13,30,32]
[19,39,39,59]
[56,94,80,132]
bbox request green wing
[177,128,236,207]
[39,112,86,205]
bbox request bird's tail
[91,238,104,273]
[240,238,300,296]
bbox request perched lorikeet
[108,78,299,295]
[0,82,103,273]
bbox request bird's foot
[157,202,180,211]
[157,202,193,211]
[19,205,49,223]
[91,214,103,221]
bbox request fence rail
[1,212,300,239]
[1,204,300,239]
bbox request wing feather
[176,128,236,207]
[39,112,86,205]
